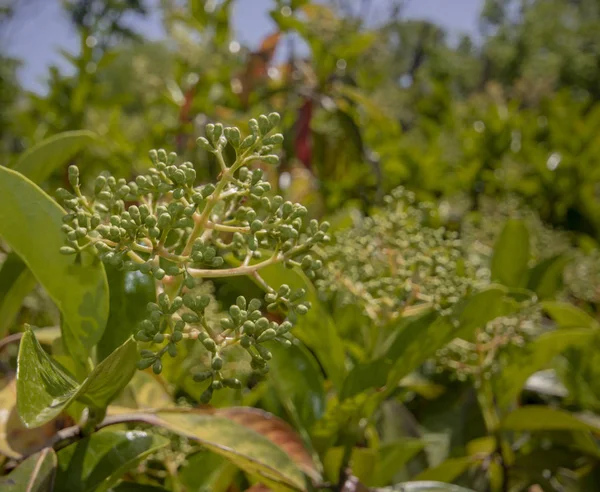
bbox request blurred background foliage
[1,0,600,491]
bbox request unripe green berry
[242,320,255,335]
[182,313,200,323]
[200,388,213,404]
[193,371,213,382]
[153,333,165,343]
[137,358,155,370]
[135,330,151,342]
[172,331,183,343]
[202,338,217,352]
[248,298,261,311]
[257,328,277,343]
[222,378,242,389]
[211,380,223,390]
[60,246,77,255]
[152,360,163,374]
[168,343,177,357]
[211,356,223,370]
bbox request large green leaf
[55,430,168,492]
[0,447,57,491]
[97,267,155,362]
[0,253,37,337]
[17,328,137,428]
[542,301,599,329]
[493,328,594,410]
[501,406,600,433]
[153,410,308,490]
[12,130,97,184]
[490,219,530,288]
[266,340,325,430]
[0,166,109,363]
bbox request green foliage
[2,1,600,490]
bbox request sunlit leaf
[0,166,109,365]
[17,329,137,428]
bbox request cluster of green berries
[320,187,474,324]
[56,113,329,402]
[436,306,539,381]
[134,288,309,403]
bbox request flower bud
[68,165,79,188]
[257,329,277,343]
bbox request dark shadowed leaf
[97,267,155,361]
[266,339,326,430]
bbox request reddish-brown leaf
[217,407,320,482]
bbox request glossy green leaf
[17,328,137,428]
[266,340,325,430]
[0,166,109,363]
[0,447,57,491]
[490,219,530,288]
[542,301,599,329]
[0,253,37,337]
[501,406,600,432]
[154,410,308,491]
[413,457,475,483]
[493,328,594,410]
[55,430,168,492]
[12,130,97,184]
[526,254,571,300]
[97,267,155,361]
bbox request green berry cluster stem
[56,113,329,403]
